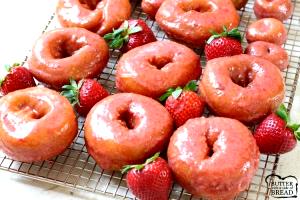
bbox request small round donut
[199,55,285,123]
[155,0,240,47]
[254,0,293,21]
[168,117,260,199]
[0,87,77,162]
[116,41,201,98]
[246,18,287,45]
[28,28,109,89]
[56,0,131,35]
[84,93,173,170]
[245,41,289,71]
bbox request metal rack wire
[1,0,300,199]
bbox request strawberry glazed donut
[254,0,293,21]
[168,117,260,199]
[142,0,164,19]
[56,0,131,35]
[84,93,173,170]
[246,18,287,45]
[199,55,285,123]
[155,0,240,47]
[28,28,109,89]
[246,41,289,70]
[0,87,77,162]
[116,41,201,98]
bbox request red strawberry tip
[0,63,21,87]
[121,152,160,174]
[159,80,198,102]
[61,79,83,106]
[207,26,242,44]
[103,20,143,49]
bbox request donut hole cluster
[148,56,173,70]
[50,38,86,59]
[78,0,100,10]
[229,65,255,88]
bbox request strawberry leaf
[295,131,300,141]
[207,26,242,44]
[172,87,183,99]
[183,80,197,91]
[288,123,300,132]
[276,104,290,124]
[61,79,80,106]
[128,26,142,35]
[159,88,175,102]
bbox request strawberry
[104,19,156,53]
[254,104,300,154]
[0,63,36,95]
[159,81,205,127]
[204,26,243,60]
[61,79,109,116]
[122,153,173,200]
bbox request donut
[116,41,201,98]
[155,0,240,47]
[56,0,131,35]
[142,0,247,19]
[246,18,287,45]
[254,0,293,21]
[0,87,77,162]
[168,117,260,199]
[28,28,109,89]
[199,55,285,123]
[84,93,173,170]
[245,41,289,71]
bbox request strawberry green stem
[159,80,198,101]
[121,152,160,174]
[207,26,242,44]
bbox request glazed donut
[199,55,285,123]
[168,117,260,199]
[155,0,240,47]
[116,41,201,98]
[142,0,247,19]
[246,18,287,45]
[0,87,77,162]
[56,0,131,35]
[84,93,173,170]
[28,28,109,89]
[245,41,289,70]
[254,0,293,21]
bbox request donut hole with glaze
[180,1,214,13]
[117,108,139,130]
[50,37,87,59]
[148,56,173,70]
[229,65,255,88]
[78,0,100,10]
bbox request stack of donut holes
[0,0,294,199]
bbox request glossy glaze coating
[199,55,285,123]
[28,28,109,89]
[168,117,260,199]
[0,87,77,162]
[155,0,240,47]
[84,93,173,170]
[246,18,287,45]
[254,0,293,21]
[142,0,164,19]
[246,41,289,70]
[56,0,131,35]
[116,41,201,98]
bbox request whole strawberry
[61,79,109,116]
[122,153,173,200]
[104,19,156,53]
[254,104,300,154]
[160,81,205,127]
[0,63,36,95]
[205,26,243,60]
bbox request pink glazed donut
[168,117,260,199]
[254,0,293,21]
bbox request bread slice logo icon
[266,174,298,198]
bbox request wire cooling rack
[1,0,300,199]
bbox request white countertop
[0,1,299,200]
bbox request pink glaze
[254,0,293,21]
[84,93,173,170]
[168,117,260,200]
[246,41,289,70]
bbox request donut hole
[206,131,218,158]
[118,109,137,129]
[79,0,100,10]
[51,39,85,59]
[181,3,212,13]
[229,66,255,88]
[149,56,173,69]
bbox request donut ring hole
[205,130,219,158]
[229,66,255,88]
[148,56,173,70]
[118,108,138,130]
[79,0,100,10]
[181,2,213,13]
[50,38,86,59]
[10,97,51,120]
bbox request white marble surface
[0,1,299,200]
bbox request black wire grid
[1,0,300,199]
